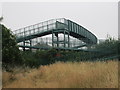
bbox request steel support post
[68,32,70,48]
[64,30,65,47]
[57,33,59,47]
[52,31,54,47]
[30,39,32,51]
[23,41,25,51]
[23,28,25,51]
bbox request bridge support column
[52,31,54,47]
[57,35,59,47]
[63,30,70,48]
[29,39,32,51]
[23,48,25,51]
[68,33,70,48]
[64,30,65,47]
[52,30,59,48]
[52,29,70,48]
[23,41,25,51]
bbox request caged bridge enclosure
[13,18,97,51]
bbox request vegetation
[21,49,57,68]
[2,24,119,69]
[2,60,118,88]
[2,24,119,88]
[2,24,22,69]
[93,36,119,56]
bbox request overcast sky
[2,2,118,39]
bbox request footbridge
[13,18,97,51]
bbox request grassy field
[2,60,118,88]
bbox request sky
[1,1,118,39]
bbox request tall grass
[2,60,118,88]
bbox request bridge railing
[13,18,68,39]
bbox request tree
[2,24,22,68]
[93,36,119,58]
[0,16,3,22]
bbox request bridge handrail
[14,18,67,38]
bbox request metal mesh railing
[13,18,67,39]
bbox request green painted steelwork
[13,18,97,50]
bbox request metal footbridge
[13,18,97,51]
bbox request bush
[35,49,57,65]
[20,49,58,68]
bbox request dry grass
[2,60,118,88]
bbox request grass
[2,60,118,88]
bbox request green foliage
[21,49,58,68]
[88,36,119,61]
[21,51,39,68]
[94,37,119,55]
[2,24,22,68]
[56,36,119,62]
